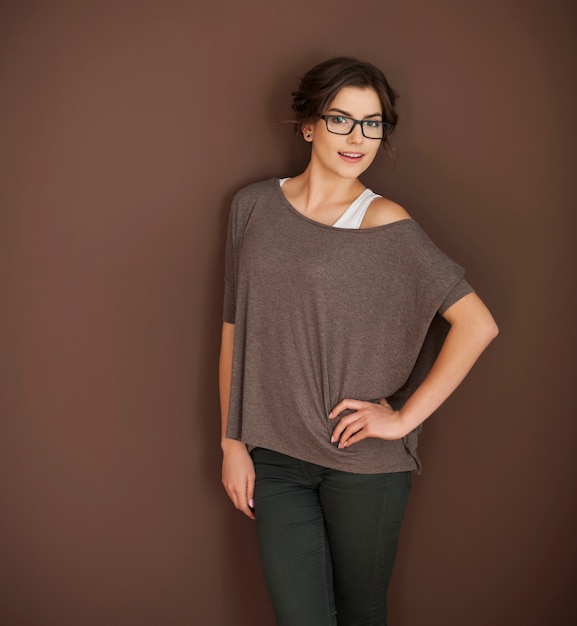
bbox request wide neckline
[274,178,413,233]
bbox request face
[303,86,383,180]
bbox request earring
[306,133,312,140]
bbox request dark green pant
[251,448,412,626]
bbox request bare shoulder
[360,196,412,229]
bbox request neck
[292,164,364,213]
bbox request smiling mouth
[338,152,363,159]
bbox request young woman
[219,57,498,626]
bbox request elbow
[481,315,499,346]
[463,308,499,349]
[444,293,499,347]
[488,319,499,342]
[472,295,499,345]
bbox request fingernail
[329,412,333,419]
[249,499,254,508]
[330,436,334,443]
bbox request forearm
[219,321,256,518]
[398,292,499,434]
[219,321,242,449]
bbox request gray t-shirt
[223,178,473,473]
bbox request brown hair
[291,56,399,155]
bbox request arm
[330,292,499,448]
[219,321,255,519]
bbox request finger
[231,488,255,520]
[239,501,256,520]
[331,406,372,441]
[246,476,256,519]
[331,412,361,442]
[224,481,251,513]
[329,398,366,419]
[338,421,366,448]
[339,428,367,449]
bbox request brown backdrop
[1,1,576,625]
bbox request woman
[220,56,498,626]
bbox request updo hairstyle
[292,56,399,155]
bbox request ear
[301,123,314,142]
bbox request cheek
[366,144,381,162]
[313,135,339,154]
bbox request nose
[348,121,364,143]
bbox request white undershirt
[279,178,382,229]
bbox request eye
[330,115,348,124]
[363,120,382,129]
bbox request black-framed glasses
[320,114,391,140]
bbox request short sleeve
[438,277,474,314]
[405,221,471,316]
[221,183,263,324]
[223,278,235,323]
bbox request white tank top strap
[278,178,382,229]
[332,188,382,229]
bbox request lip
[338,151,364,163]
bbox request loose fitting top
[223,178,473,473]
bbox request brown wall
[1,1,575,624]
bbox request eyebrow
[327,107,383,119]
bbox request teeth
[340,152,362,157]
